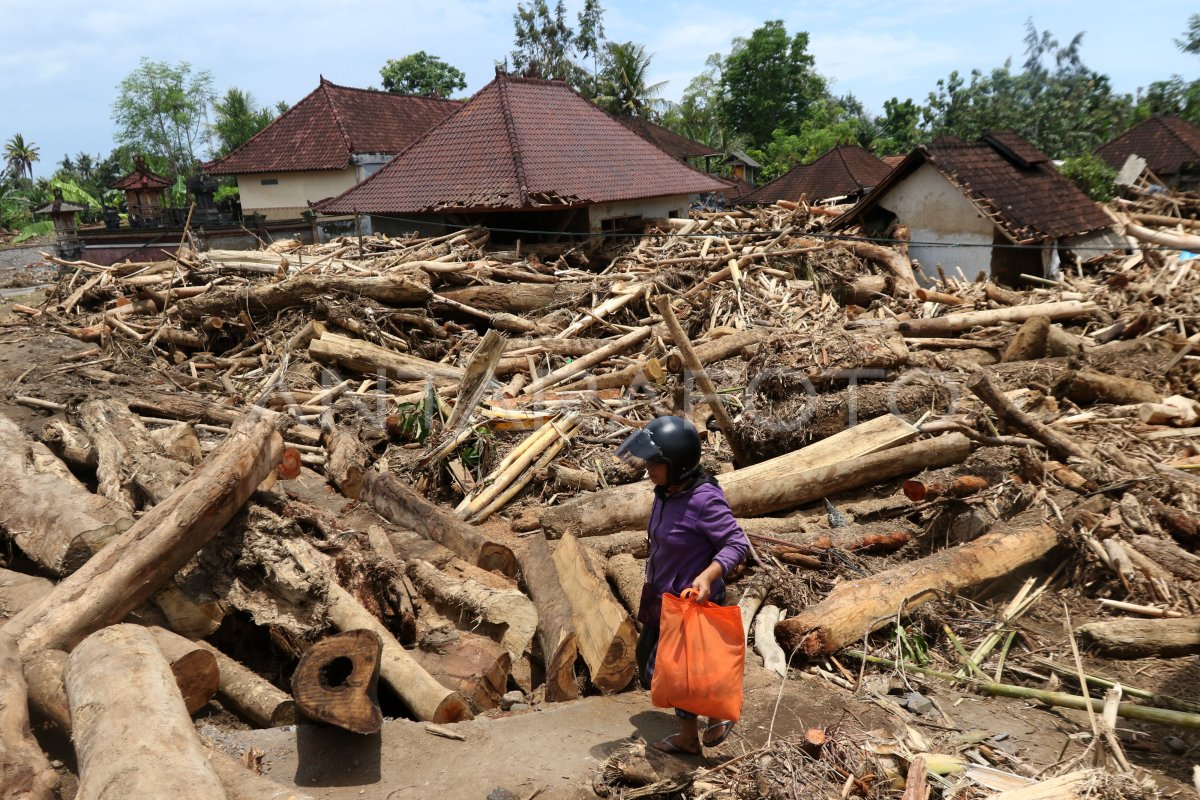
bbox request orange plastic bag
[650,589,745,722]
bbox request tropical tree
[112,59,215,178]
[748,97,861,180]
[872,98,926,155]
[717,21,828,149]
[1177,13,1200,54]
[212,87,277,157]
[661,54,727,149]
[508,0,605,94]
[595,42,667,118]
[379,52,467,97]
[4,134,39,182]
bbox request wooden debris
[292,629,383,735]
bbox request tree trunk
[776,515,1059,656]
[79,399,192,511]
[1001,315,1049,362]
[0,412,133,576]
[147,626,221,715]
[66,624,226,800]
[1063,369,1160,406]
[1076,617,1200,658]
[193,640,296,728]
[605,553,645,622]
[542,412,920,537]
[517,535,579,703]
[173,272,431,321]
[0,569,53,618]
[662,328,770,374]
[551,533,637,693]
[0,631,58,800]
[412,625,512,712]
[292,629,383,734]
[39,418,97,473]
[4,409,284,658]
[309,331,463,384]
[126,392,321,447]
[897,301,1097,337]
[405,559,537,659]
[440,283,584,313]
[1127,535,1200,582]
[832,241,919,296]
[968,373,1087,462]
[521,327,651,396]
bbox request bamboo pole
[521,327,651,395]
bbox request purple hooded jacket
[638,475,750,626]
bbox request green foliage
[112,58,215,179]
[214,184,240,204]
[4,134,39,182]
[379,52,467,98]
[1177,13,1200,54]
[212,88,277,158]
[1132,76,1200,126]
[13,220,53,243]
[392,402,432,443]
[52,150,122,220]
[458,428,493,471]
[1059,153,1117,201]
[873,98,926,155]
[718,21,828,149]
[595,41,667,118]
[661,53,727,150]
[49,177,100,209]
[749,98,860,180]
[894,623,930,666]
[508,0,605,95]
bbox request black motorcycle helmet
[616,415,702,485]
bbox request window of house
[260,178,279,186]
[600,215,642,242]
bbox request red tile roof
[319,75,730,215]
[110,157,172,190]
[206,78,459,175]
[612,115,720,161]
[1095,116,1200,179]
[743,145,892,205]
[881,155,905,169]
[836,131,1111,243]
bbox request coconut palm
[4,134,40,181]
[596,41,668,119]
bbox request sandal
[653,734,701,755]
[703,719,735,748]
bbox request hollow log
[897,301,1097,337]
[0,412,133,576]
[542,413,920,537]
[292,629,383,734]
[412,625,512,712]
[4,408,284,658]
[776,514,1059,656]
[517,535,579,702]
[552,533,637,693]
[310,331,463,383]
[193,640,296,727]
[79,399,193,510]
[406,559,536,659]
[173,272,432,321]
[1076,617,1200,659]
[66,624,225,800]
[147,626,221,715]
[1001,315,1049,362]
[605,552,646,622]
[1063,369,1160,406]
[0,631,58,800]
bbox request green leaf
[14,220,54,243]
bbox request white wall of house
[586,196,690,232]
[875,163,995,280]
[237,167,357,220]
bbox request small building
[35,189,87,259]
[317,74,729,239]
[743,145,892,206]
[205,78,459,222]
[722,150,761,187]
[1095,116,1200,191]
[110,156,172,228]
[834,131,1116,284]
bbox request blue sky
[2,0,1195,178]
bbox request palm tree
[596,42,668,119]
[4,134,39,181]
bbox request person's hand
[690,572,714,603]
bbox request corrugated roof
[1095,116,1200,178]
[743,145,892,205]
[612,116,720,161]
[206,78,459,175]
[835,130,1112,242]
[319,75,730,215]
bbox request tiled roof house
[205,78,459,221]
[1095,116,1200,190]
[612,116,720,163]
[319,74,729,238]
[743,145,892,205]
[834,131,1115,283]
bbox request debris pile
[0,197,1198,798]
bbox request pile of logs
[1,194,1198,796]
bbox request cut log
[66,624,225,800]
[1001,315,1049,362]
[551,533,637,693]
[193,640,296,727]
[1045,325,1089,358]
[542,413,921,537]
[79,399,193,510]
[521,326,651,395]
[605,552,646,623]
[1128,535,1200,582]
[1063,369,1160,406]
[832,240,919,296]
[776,514,1059,656]
[147,626,221,715]
[309,331,463,383]
[544,463,600,492]
[412,625,512,712]
[39,418,97,473]
[440,282,584,313]
[406,559,537,659]
[902,475,989,502]
[127,391,322,447]
[0,412,133,576]
[738,572,774,642]
[0,569,53,618]
[517,535,579,703]
[754,605,787,677]
[897,301,1097,337]
[662,329,771,374]
[173,271,432,321]
[839,274,889,306]
[292,629,383,734]
[359,468,516,577]
[0,631,58,800]
[1076,617,1200,659]
[967,372,1087,462]
[4,408,284,658]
